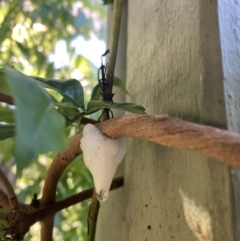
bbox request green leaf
[114,77,130,95]
[0,124,15,140]
[0,106,15,123]
[90,77,129,101]
[90,84,101,101]
[87,100,146,114]
[16,42,30,59]
[56,101,80,122]
[0,138,14,162]
[102,0,114,4]
[4,67,67,175]
[33,76,85,109]
[0,69,12,96]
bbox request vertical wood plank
[125,0,234,240]
[219,0,240,239]
[96,0,235,240]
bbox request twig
[80,117,98,125]
[43,114,240,189]
[41,174,116,241]
[40,134,82,206]
[41,114,240,208]
[0,168,18,210]
[98,115,240,168]
[87,189,100,241]
[39,113,240,239]
[105,0,123,101]
[40,216,54,241]
[0,92,14,105]
[3,178,123,240]
[40,133,82,241]
[0,92,97,125]
[39,177,123,218]
[0,188,10,210]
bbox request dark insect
[98,50,110,96]
[97,50,114,121]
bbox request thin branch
[43,114,240,196]
[40,133,82,239]
[0,92,97,125]
[80,117,98,125]
[41,114,240,208]
[0,168,18,210]
[104,0,123,101]
[87,189,100,241]
[41,114,240,207]
[106,0,123,76]
[39,114,240,239]
[3,178,123,240]
[40,216,54,241]
[0,92,14,105]
[40,134,82,205]
[39,177,123,219]
[0,188,10,210]
[98,114,240,168]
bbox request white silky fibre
[80,124,127,202]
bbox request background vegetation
[0,0,107,240]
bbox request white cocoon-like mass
[80,124,127,202]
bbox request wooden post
[96,1,237,240]
[219,0,240,239]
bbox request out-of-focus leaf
[0,124,15,140]
[90,77,129,101]
[75,10,87,29]
[0,106,15,123]
[90,84,101,101]
[0,69,12,96]
[4,67,67,175]
[45,63,54,78]
[114,77,130,95]
[16,42,30,59]
[87,100,146,114]
[0,138,14,162]
[102,0,114,4]
[56,101,80,122]
[33,76,85,109]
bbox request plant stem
[0,168,18,210]
[2,178,123,240]
[0,92,14,105]
[98,114,240,168]
[104,0,123,101]
[0,92,98,125]
[0,188,10,210]
[107,0,123,77]
[32,177,123,222]
[87,1,123,241]
[87,190,100,241]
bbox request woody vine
[1,0,240,241]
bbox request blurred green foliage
[0,0,106,240]
[0,0,145,240]
[102,0,114,4]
